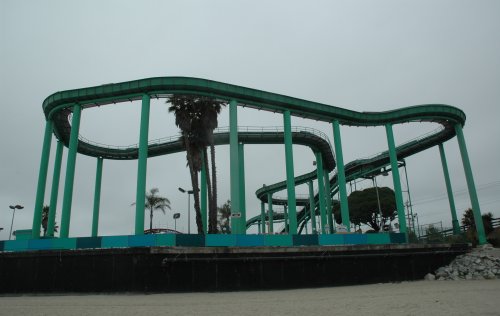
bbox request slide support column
[385,124,407,235]
[308,181,317,234]
[32,120,54,238]
[91,157,103,237]
[134,95,150,235]
[47,140,63,237]
[229,100,241,234]
[60,104,82,238]
[260,201,266,234]
[283,111,297,234]
[239,143,247,234]
[438,143,460,235]
[267,193,274,234]
[332,120,350,231]
[323,169,334,233]
[315,152,327,234]
[455,124,486,244]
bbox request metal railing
[77,125,333,152]
[353,126,444,162]
[418,217,499,240]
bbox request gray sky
[1,0,499,238]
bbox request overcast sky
[1,0,499,238]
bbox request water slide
[42,77,466,234]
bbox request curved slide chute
[39,76,474,238]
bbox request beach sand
[0,279,499,316]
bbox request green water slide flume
[38,77,485,242]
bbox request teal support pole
[32,120,53,239]
[385,124,407,234]
[60,104,82,238]
[267,193,274,233]
[284,204,288,233]
[260,201,266,234]
[134,94,150,235]
[91,157,103,237]
[455,124,486,244]
[332,120,350,231]
[283,110,298,234]
[438,143,460,235]
[229,100,241,234]
[239,143,247,234]
[323,169,334,233]
[47,140,63,237]
[200,150,207,234]
[315,152,327,234]
[308,180,317,234]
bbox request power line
[411,180,500,206]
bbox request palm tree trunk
[210,143,218,233]
[150,206,153,232]
[204,147,215,233]
[190,167,203,234]
[183,136,204,234]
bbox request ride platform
[0,234,468,293]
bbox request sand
[0,279,499,316]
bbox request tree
[461,208,492,245]
[333,187,397,231]
[41,205,58,237]
[217,200,231,234]
[425,225,444,243]
[133,188,171,232]
[167,95,226,234]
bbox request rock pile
[424,246,500,281]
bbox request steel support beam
[229,100,241,234]
[283,110,297,234]
[46,140,63,237]
[284,204,289,233]
[239,143,247,234]
[385,124,407,235]
[332,120,350,231]
[267,193,274,233]
[260,201,266,234]
[134,94,150,235]
[315,152,327,234]
[32,120,54,239]
[308,180,317,234]
[60,104,82,238]
[455,124,486,244]
[91,157,103,237]
[438,143,460,235]
[323,169,334,233]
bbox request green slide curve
[41,77,466,234]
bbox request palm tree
[167,95,226,234]
[41,205,58,236]
[145,188,171,231]
[41,205,50,236]
[133,188,171,231]
[201,100,224,233]
[217,200,231,234]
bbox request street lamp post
[173,213,180,231]
[8,204,24,240]
[178,187,194,234]
[372,176,383,227]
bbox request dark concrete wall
[0,244,468,293]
